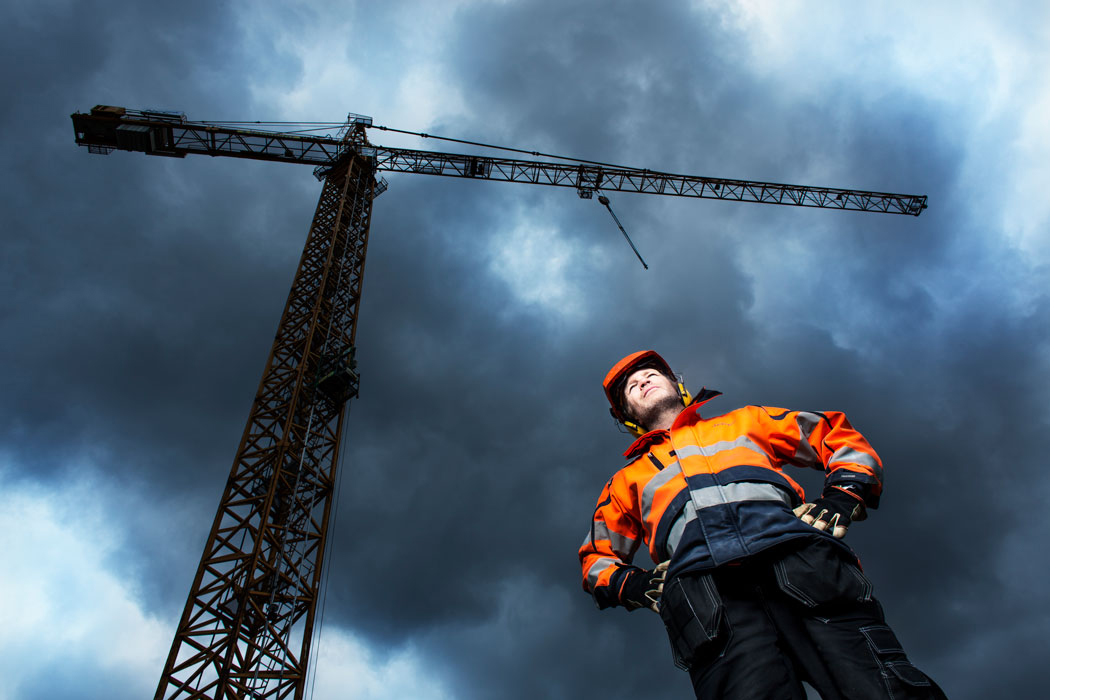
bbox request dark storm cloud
[1,1,1046,699]
[432,0,765,175]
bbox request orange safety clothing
[579,391,883,609]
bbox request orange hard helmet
[603,350,690,434]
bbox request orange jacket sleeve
[753,406,884,508]
[578,474,646,608]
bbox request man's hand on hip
[793,486,867,539]
[621,560,670,612]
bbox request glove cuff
[617,566,647,610]
[823,485,867,521]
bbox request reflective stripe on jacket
[578,392,883,609]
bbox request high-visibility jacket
[578,391,884,609]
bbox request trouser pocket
[659,572,726,671]
[772,538,873,610]
[861,625,948,699]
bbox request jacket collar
[621,388,723,458]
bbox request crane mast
[70,105,927,700]
[160,145,378,698]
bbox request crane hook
[597,195,649,270]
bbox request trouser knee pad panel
[861,625,947,699]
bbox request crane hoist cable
[365,121,651,269]
[597,195,648,270]
[195,118,670,173]
[195,118,634,168]
[369,123,654,269]
[368,124,657,268]
[365,123,649,171]
[195,118,660,268]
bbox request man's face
[621,366,680,426]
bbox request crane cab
[314,346,360,405]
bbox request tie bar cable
[598,195,648,270]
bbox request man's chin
[635,395,683,427]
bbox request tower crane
[70,104,928,700]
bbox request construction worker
[579,351,948,700]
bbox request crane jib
[71,107,928,216]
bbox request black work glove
[793,486,867,539]
[620,561,669,612]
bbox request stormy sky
[1,1,1057,699]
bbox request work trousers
[662,538,948,700]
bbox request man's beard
[631,391,683,431]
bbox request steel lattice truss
[154,152,376,700]
[72,107,927,216]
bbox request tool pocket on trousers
[860,625,940,698]
[659,572,726,671]
[772,538,873,609]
